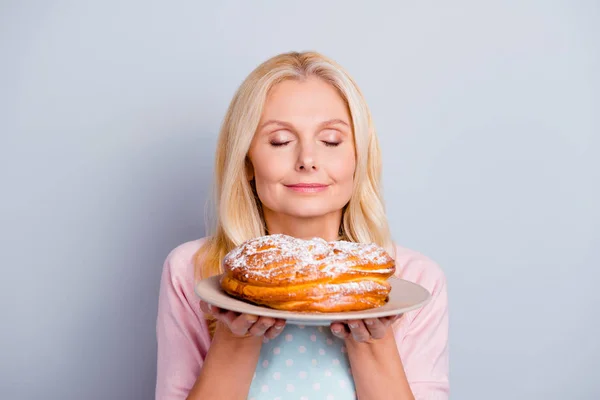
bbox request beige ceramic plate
[195,275,431,326]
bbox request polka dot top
[248,325,356,399]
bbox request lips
[284,183,329,193]
[286,183,328,188]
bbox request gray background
[1,1,598,399]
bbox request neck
[262,208,342,242]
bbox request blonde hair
[194,51,392,333]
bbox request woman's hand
[200,300,286,339]
[330,315,401,343]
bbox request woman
[156,51,449,399]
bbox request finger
[264,319,286,339]
[382,314,402,327]
[363,318,387,340]
[228,313,258,336]
[330,322,349,339]
[347,320,371,342]
[220,310,240,325]
[207,304,229,318]
[199,301,210,314]
[249,316,276,336]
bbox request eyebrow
[257,118,350,132]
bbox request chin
[261,195,350,219]
[282,209,335,219]
[280,201,347,219]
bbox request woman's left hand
[330,316,401,343]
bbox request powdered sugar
[222,234,395,282]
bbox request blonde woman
[156,51,449,399]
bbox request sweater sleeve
[155,243,212,400]
[394,256,450,399]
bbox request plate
[194,275,431,326]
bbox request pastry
[219,234,395,312]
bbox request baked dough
[219,234,395,312]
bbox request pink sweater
[155,238,449,399]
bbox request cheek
[329,152,356,183]
[250,147,286,183]
[253,165,278,184]
[252,172,276,209]
[251,155,286,204]
[253,156,287,185]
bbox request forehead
[260,77,351,124]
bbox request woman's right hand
[200,300,286,339]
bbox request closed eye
[270,141,291,147]
[323,141,340,147]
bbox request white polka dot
[339,380,347,388]
[273,372,281,380]
[285,359,293,367]
[273,347,281,355]
[332,358,340,366]
[312,359,318,366]
[310,334,317,342]
[300,397,308,400]
[326,338,333,345]
[298,345,306,353]
[285,334,293,341]
[298,325,305,329]
[274,398,281,400]
[341,345,347,353]
[319,348,326,355]
[325,369,332,377]
[327,395,335,400]
[286,383,295,392]
[262,360,268,368]
[298,371,307,379]
[261,385,269,393]
[262,336,269,343]
[313,382,321,390]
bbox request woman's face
[247,76,356,221]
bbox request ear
[245,157,254,181]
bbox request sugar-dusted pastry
[219,234,396,312]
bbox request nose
[295,143,318,171]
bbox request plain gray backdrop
[1,1,598,399]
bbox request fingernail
[365,320,373,325]
[274,325,283,330]
[332,327,341,333]
[349,323,358,328]
[245,315,258,323]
